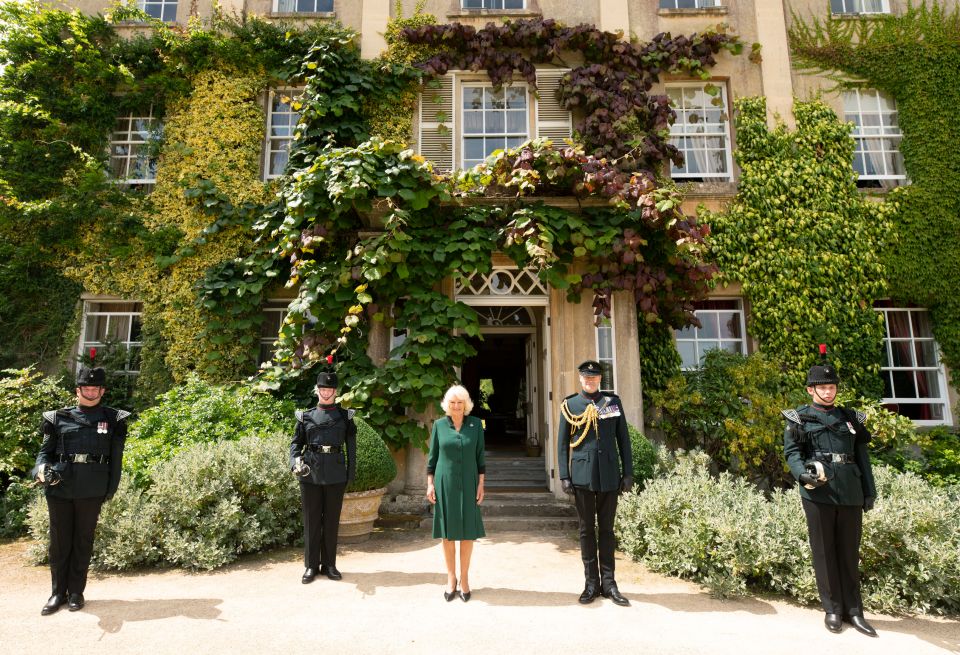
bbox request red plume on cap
[326,354,334,365]
[89,347,97,362]
[818,344,827,357]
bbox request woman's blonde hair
[440,385,474,415]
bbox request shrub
[648,351,805,489]
[627,424,657,491]
[346,417,397,493]
[148,434,300,570]
[0,477,41,538]
[126,375,295,486]
[615,450,960,614]
[0,366,73,476]
[28,434,301,570]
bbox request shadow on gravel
[629,592,777,615]
[82,598,224,634]
[869,617,960,653]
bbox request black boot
[67,593,85,611]
[850,615,878,637]
[41,594,66,616]
[322,565,342,581]
[601,584,630,607]
[578,583,600,604]
[824,613,843,633]
[302,567,318,584]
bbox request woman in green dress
[426,385,485,602]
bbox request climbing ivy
[403,18,743,165]
[703,97,894,394]
[0,1,340,386]
[790,1,960,386]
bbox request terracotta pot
[339,486,387,543]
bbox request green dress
[427,416,486,540]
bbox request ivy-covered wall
[0,2,344,399]
[704,97,894,395]
[790,2,960,386]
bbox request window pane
[911,311,933,337]
[698,313,719,339]
[915,341,937,368]
[487,111,505,133]
[889,341,914,367]
[891,370,917,398]
[916,370,941,399]
[463,87,484,110]
[677,341,696,369]
[463,110,483,134]
[506,110,525,133]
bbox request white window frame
[660,0,721,8]
[595,297,617,393]
[136,0,178,22]
[461,0,526,8]
[273,0,334,12]
[259,300,291,365]
[666,82,734,182]
[265,88,303,180]
[674,298,747,371]
[460,82,531,170]
[109,107,161,189]
[875,305,951,426]
[831,0,891,15]
[843,88,907,188]
[78,300,144,374]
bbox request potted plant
[525,433,542,457]
[339,417,398,542]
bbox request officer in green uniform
[782,355,878,637]
[32,367,129,615]
[290,368,357,584]
[558,360,633,606]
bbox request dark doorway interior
[461,333,527,450]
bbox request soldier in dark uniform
[782,354,878,637]
[558,360,633,606]
[32,366,129,615]
[290,368,357,583]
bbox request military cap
[316,370,338,388]
[577,360,603,376]
[805,364,839,386]
[76,367,106,387]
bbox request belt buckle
[831,453,842,463]
[74,453,89,464]
[320,446,333,454]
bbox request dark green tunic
[783,404,877,506]
[427,416,486,541]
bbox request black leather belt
[813,452,855,464]
[60,453,110,464]
[306,445,342,454]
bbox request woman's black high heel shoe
[443,580,458,602]
[459,589,471,603]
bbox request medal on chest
[598,403,621,420]
[97,421,109,434]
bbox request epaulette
[114,409,132,422]
[564,393,578,400]
[42,410,58,424]
[854,409,866,424]
[295,409,305,422]
[780,409,802,425]
[346,408,356,420]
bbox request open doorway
[461,333,528,451]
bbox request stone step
[418,515,578,532]
[480,497,576,518]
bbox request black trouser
[802,498,864,617]
[47,495,103,597]
[300,482,346,569]
[574,488,619,590]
